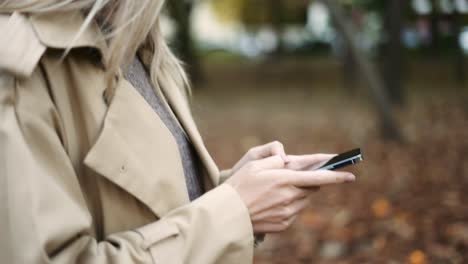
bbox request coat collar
[0,11,105,76]
[28,10,220,186]
[29,10,107,59]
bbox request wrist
[219,168,233,184]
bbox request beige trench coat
[0,11,253,264]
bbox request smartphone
[317,148,363,171]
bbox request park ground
[191,57,468,264]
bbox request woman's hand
[225,155,355,233]
[283,153,337,193]
[230,141,290,176]
[285,154,337,171]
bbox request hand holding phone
[317,148,363,171]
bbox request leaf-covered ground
[191,58,468,264]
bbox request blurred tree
[210,0,245,24]
[334,3,360,92]
[210,0,307,53]
[322,0,403,140]
[383,0,405,105]
[425,0,467,85]
[449,5,466,85]
[166,0,203,83]
[210,0,307,55]
[340,32,358,92]
[429,0,441,53]
[352,0,408,105]
[269,0,286,54]
[239,0,307,29]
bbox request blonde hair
[0,0,190,99]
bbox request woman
[0,1,355,263]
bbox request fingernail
[282,154,290,163]
[346,174,356,181]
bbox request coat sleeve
[219,169,233,184]
[0,70,254,263]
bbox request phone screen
[318,148,363,171]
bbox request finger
[301,186,320,192]
[248,155,286,171]
[253,222,288,233]
[278,170,355,187]
[286,154,336,170]
[268,141,290,163]
[253,215,299,233]
[282,196,310,220]
[254,141,290,163]
[251,187,308,221]
[287,214,299,227]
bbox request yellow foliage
[209,0,308,27]
[408,250,427,264]
[209,0,246,24]
[371,198,392,218]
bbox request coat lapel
[84,78,190,217]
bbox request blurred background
[164,0,468,263]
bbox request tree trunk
[383,0,405,105]
[451,11,466,85]
[330,10,358,93]
[342,40,358,92]
[429,0,440,55]
[166,0,203,84]
[321,0,403,140]
[270,0,286,55]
